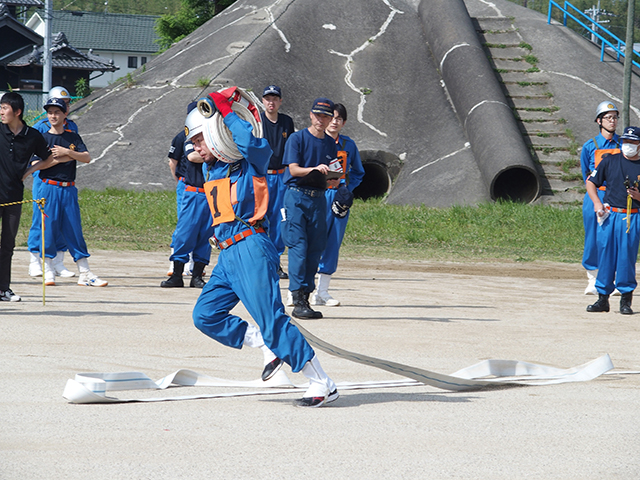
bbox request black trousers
[0,203,22,291]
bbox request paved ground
[2,249,639,479]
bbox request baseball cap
[620,126,640,141]
[187,101,198,114]
[44,97,67,113]
[311,97,334,116]
[263,85,282,97]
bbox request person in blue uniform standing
[31,98,107,287]
[312,103,364,307]
[282,98,339,319]
[580,101,620,295]
[0,92,53,302]
[586,126,640,315]
[28,86,77,279]
[260,85,295,280]
[161,108,210,289]
[189,89,338,407]
[166,101,198,277]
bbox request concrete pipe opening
[353,160,392,200]
[491,167,540,203]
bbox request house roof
[7,32,118,71]
[0,4,42,63]
[0,0,43,7]
[49,10,160,53]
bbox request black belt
[288,186,324,198]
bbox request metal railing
[0,90,81,124]
[547,0,640,70]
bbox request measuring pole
[622,0,635,127]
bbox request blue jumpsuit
[31,130,90,261]
[170,141,213,265]
[282,129,338,293]
[168,130,189,250]
[580,133,620,271]
[261,111,295,257]
[318,134,365,275]
[588,152,640,295]
[192,112,315,372]
[28,118,78,256]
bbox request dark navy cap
[263,85,282,97]
[620,126,640,141]
[311,97,334,116]
[43,97,67,113]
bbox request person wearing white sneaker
[312,104,364,307]
[28,98,107,288]
[0,288,21,302]
[28,252,42,277]
[580,102,620,295]
[53,251,75,277]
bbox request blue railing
[548,0,640,70]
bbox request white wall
[88,50,151,88]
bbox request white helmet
[184,108,205,141]
[49,86,71,100]
[595,101,619,122]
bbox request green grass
[16,189,585,264]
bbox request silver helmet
[184,108,205,141]
[595,101,619,122]
[49,86,71,101]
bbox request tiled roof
[0,0,43,7]
[8,32,118,71]
[50,10,160,53]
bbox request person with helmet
[585,125,640,315]
[161,104,211,289]
[260,85,295,280]
[580,101,621,295]
[28,86,77,279]
[29,97,107,287]
[189,89,339,407]
[311,103,364,307]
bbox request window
[141,57,147,65]
[128,56,138,69]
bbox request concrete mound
[66,0,640,207]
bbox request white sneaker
[54,262,75,278]
[44,259,56,286]
[0,289,21,302]
[29,261,43,277]
[285,291,294,307]
[78,272,108,287]
[311,292,340,306]
[584,270,597,295]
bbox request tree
[155,0,234,51]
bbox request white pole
[42,0,52,98]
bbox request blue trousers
[192,233,315,372]
[582,189,606,270]
[265,173,286,256]
[595,211,640,295]
[28,174,67,254]
[318,188,350,275]
[31,183,89,260]
[170,178,186,249]
[282,187,327,293]
[170,188,213,264]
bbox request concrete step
[516,109,565,122]
[519,121,569,135]
[485,46,530,58]
[502,84,550,96]
[492,58,531,71]
[526,135,572,148]
[496,71,551,83]
[510,97,554,109]
[473,17,515,32]
[479,31,523,45]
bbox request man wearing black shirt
[0,92,52,301]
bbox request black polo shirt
[0,122,51,204]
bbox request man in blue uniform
[30,98,107,287]
[312,103,365,307]
[0,92,52,302]
[166,101,198,277]
[260,85,295,280]
[161,107,210,289]
[580,101,620,295]
[189,89,338,407]
[586,126,640,315]
[28,86,77,279]
[282,98,339,319]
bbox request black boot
[190,262,207,288]
[620,292,633,315]
[291,290,323,319]
[161,261,184,287]
[587,293,610,312]
[277,263,289,280]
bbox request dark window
[128,56,138,69]
[141,57,147,65]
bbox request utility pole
[622,0,635,127]
[42,0,52,99]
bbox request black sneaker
[0,289,21,302]
[277,265,288,280]
[261,357,284,381]
[294,396,326,408]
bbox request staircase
[471,15,584,206]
